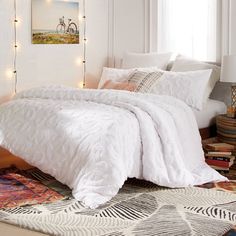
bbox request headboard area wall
[207,61,231,106]
[210,82,231,106]
[1,0,236,106]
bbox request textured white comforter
[0,86,226,208]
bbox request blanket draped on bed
[0,86,226,208]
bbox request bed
[0,99,225,170]
[0,86,226,209]
[194,99,227,139]
[0,53,228,209]
[194,99,226,129]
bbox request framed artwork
[32,0,79,44]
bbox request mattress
[193,99,227,129]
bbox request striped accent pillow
[128,70,164,93]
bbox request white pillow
[150,69,212,110]
[98,67,161,89]
[171,55,220,100]
[122,52,172,70]
[98,67,212,110]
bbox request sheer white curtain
[157,0,220,62]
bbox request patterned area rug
[0,168,236,236]
[0,167,65,208]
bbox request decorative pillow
[171,55,221,100]
[98,67,134,89]
[150,69,213,110]
[128,71,164,93]
[100,80,137,91]
[122,52,172,70]
[98,67,161,89]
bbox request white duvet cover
[0,86,226,208]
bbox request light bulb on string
[79,15,83,22]
[14,18,21,27]
[13,42,20,51]
[76,57,83,66]
[5,69,14,80]
[78,81,84,89]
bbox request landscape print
[32,0,79,44]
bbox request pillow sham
[150,69,213,110]
[98,67,134,89]
[98,67,161,89]
[122,52,172,70]
[171,55,221,100]
[122,69,212,110]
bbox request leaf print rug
[0,168,236,236]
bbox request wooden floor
[0,147,48,236]
[0,147,32,170]
[0,223,48,236]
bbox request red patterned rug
[199,180,236,193]
[0,168,65,208]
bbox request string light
[6,69,14,79]
[78,81,84,89]
[76,57,83,66]
[13,0,18,94]
[82,0,87,88]
[79,14,83,22]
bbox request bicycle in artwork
[56,16,78,34]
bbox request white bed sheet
[193,99,227,129]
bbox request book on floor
[205,156,235,162]
[205,143,235,152]
[205,159,234,168]
[210,165,230,172]
[205,152,232,156]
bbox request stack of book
[204,143,235,173]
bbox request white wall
[109,0,236,106]
[109,0,148,68]
[230,0,236,54]
[1,0,236,104]
[108,0,236,66]
[0,0,108,102]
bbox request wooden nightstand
[216,114,236,145]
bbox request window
[157,0,220,62]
